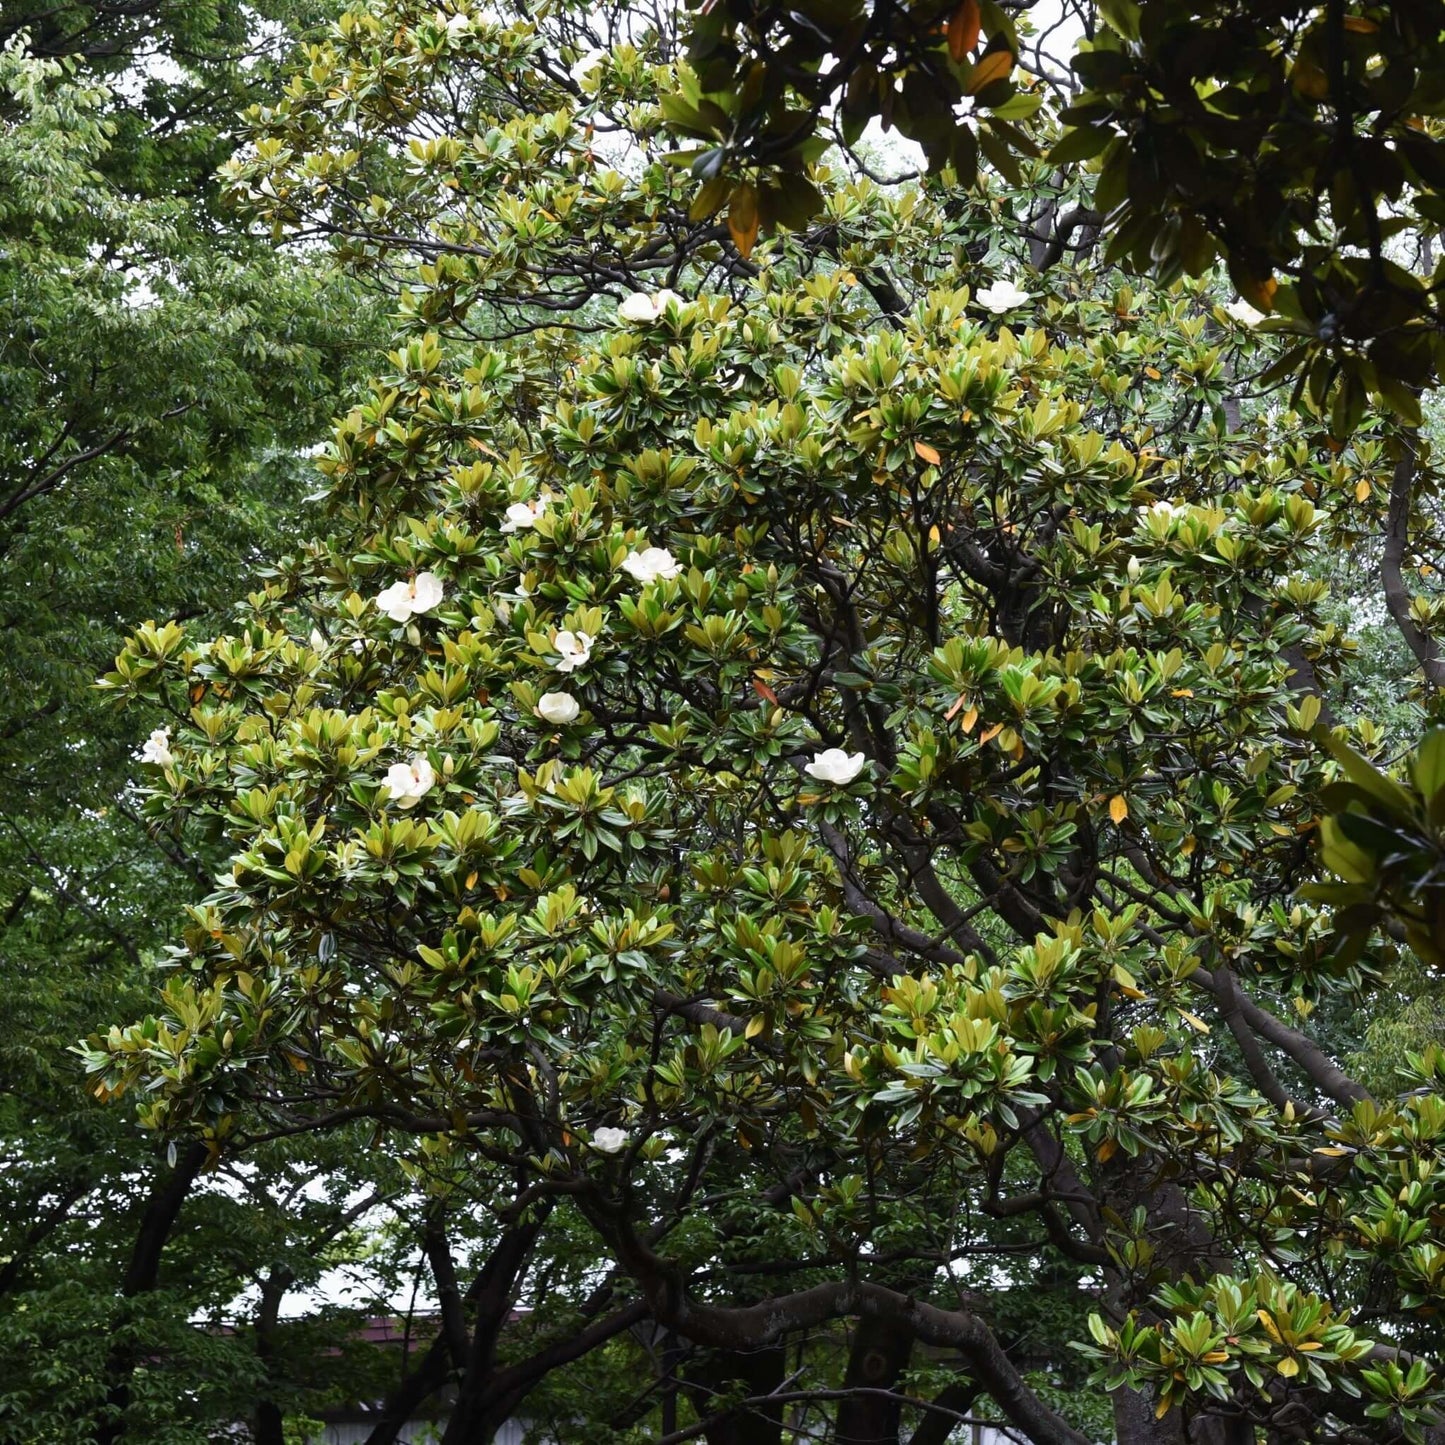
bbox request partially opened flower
[384,756,436,808]
[975,278,1031,314]
[591,1126,629,1154]
[617,290,685,324]
[500,497,547,533]
[139,727,172,767]
[553,630,595,673]
[1139,500,1187,526]
[805,748,867,785]
[617,292,658,323]
[536,692,580,725]
[1224,298,1267,327]
[374,572,445,623]
[621,546,681,585]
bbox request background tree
[0,4,391,1440]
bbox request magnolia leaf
[947,0,982,62]
[728,182,760,258]
[966,49,1013,96]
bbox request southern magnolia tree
[85,5,1445,1444]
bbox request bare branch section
[1382,435,1445,691]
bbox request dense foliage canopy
[2,2,1444,1444]
[69,4,1445,1444]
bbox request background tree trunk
[683,1343,787,1445]
[835,1316,915,1445]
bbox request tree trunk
[835,1315,914,1445]
[252,1270,294,1445]
[682,1343,787,1445]
[1114,1387,1188,1445]
[361,1333,452,1445]
[1113,1391,1256,1445]
[93,1141,207,1445]
[907,1380,981,1445]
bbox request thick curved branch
[1191,967,1371,1109]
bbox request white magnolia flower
[384,756,436,808]
[139,727,173,767]
[616,289,685,324]
[1224,297,1267,327]
[553,629,595,673]
[975,278,1031,313]
[590,1126,629,1154]
[1140,500,1187,524]
[535,691,581,725]
[617,292,657,323]
[804,747,867,785]
[309,628,326,652]
[500,497,547,533]
[621,546,681,585]
[374,571,445,623]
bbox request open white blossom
[499,497,547,533]
[804,748,867,785]
[590,1126,629,1154]
[374,572,444,623]
[1139,500,1187,525]
[1223,298,1267,327]
[384,756,436,809]
[139,727,173,767]
[553,629,595,673]
[616,290,684,324]
[975,278,1031,313]
[535,692,581,725]
[620,546,681,585]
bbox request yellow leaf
[1109,794,1128,824]
[1180,834,1196,855]
[1354,478,1371,502]
[1097,1137,1118,1163]
[1177,1009,1210,1033]
[465,870,478,890]
[745,1014,766,1038]
[1290,57,1330,99]
[966,48,1014,95]
[915,440,942,465]
[728,182,760,259]
[947,0,982,62]
[1275,1355,1300,1378]
[1341,14,1378,31]
[961,705,979,733]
